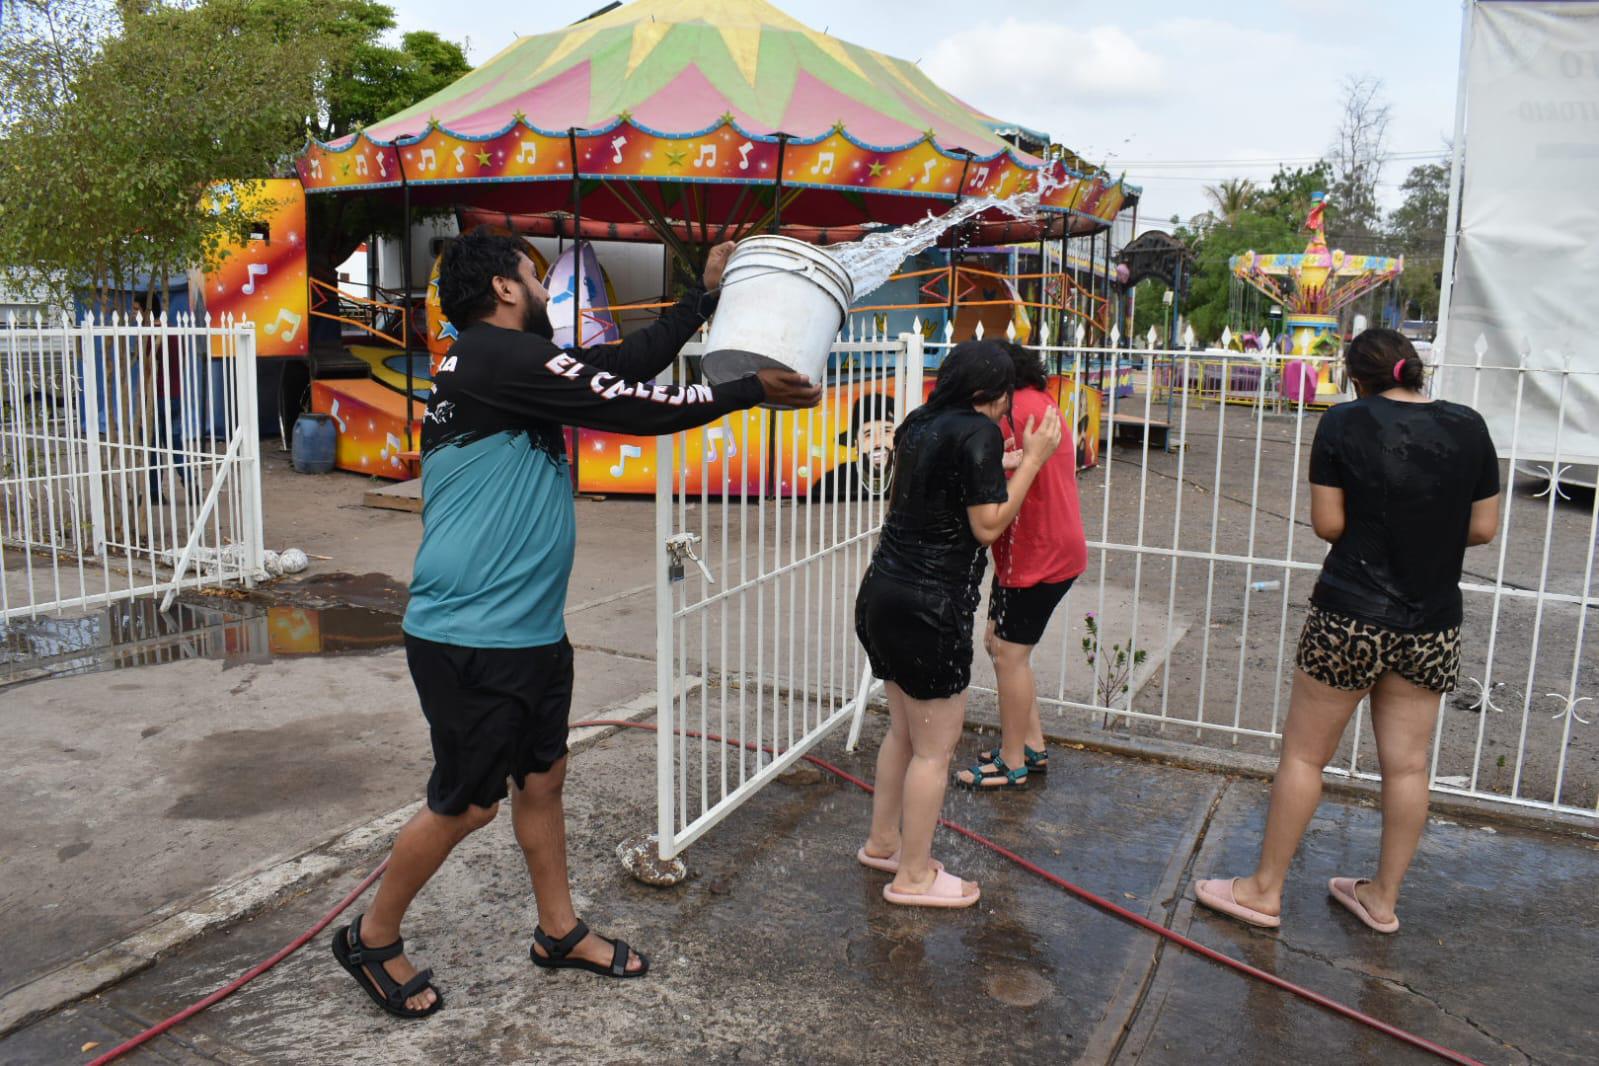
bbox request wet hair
[1001,341,1050,392]
[899,339,1015,441]
[1345,327,1424,394]
[438,230,531,326]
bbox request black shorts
[405,633,575,815]
[988,577,1075,646]
[855,570,974,701]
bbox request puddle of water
[1,596,404,688]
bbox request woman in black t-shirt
[1197,329,1501,934]
[854,340,1062,908]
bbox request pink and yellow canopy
[295,0,1135,238]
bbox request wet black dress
[854,406,1008,699]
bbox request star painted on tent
[341,162,352,177]
[665,147,687,168]
[512,109,527,123]
[475,149,492,166]
[868,160,886,177]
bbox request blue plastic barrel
[291,412,337,474]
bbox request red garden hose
[86,719,1483,1066]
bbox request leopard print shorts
[1295,605,1462,693]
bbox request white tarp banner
[1442,1,1599,468]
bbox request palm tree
[1204,178,1258,225]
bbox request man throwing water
[333,232,820,1017]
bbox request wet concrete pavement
[4,720,1593,1065]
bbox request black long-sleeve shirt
[422,288,764,457]
[403,291,764,649]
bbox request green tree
[0,1,331,311]
[1386,160,1449,321]
[1202,178,1257,226]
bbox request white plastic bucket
[700,236,853,407]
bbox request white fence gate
[653,329,921,858]
[1,314,265,628]
[652,325,1596,856]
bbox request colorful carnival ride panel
[202,179,309,357]
[311,378,423,479]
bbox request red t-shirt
[991,387,1088,588]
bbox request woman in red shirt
[957,343,1088,789]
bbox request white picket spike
[1146,325,1158,348]
[974,320,986,341]
[1260,329,1272,349]
[1183,324,1196,349]
[943,319,955,342]
[1473,333,1488,361]
[1109,324,1121,346]
[912,315,923,337]
[1075,322,1086,345]
[1005,319,1016,342]
[1039,319,1050,345]
[1220,326,1233,346]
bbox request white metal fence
[654,328,920,858]
[651,325,1595,858]
[1,314,265,626]
[905,331,1595,821]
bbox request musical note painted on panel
[379,432,404,467]
[610,444,643,478]
[328,399,348,433]
[968,165,990,188]
[309,158,322,179]
[376,153,387,178]
[737,141,754,170]
[452,146,466,173]
[920,159,937,184]
[242,263,268,295]
[705,426,738,464]
[610,135,628,164]
[694,144,716,168]
[517,140,538,165]
[267,308,302,342]
[419,148,437,172]
[354,154,370,176]
[809,152,835,176]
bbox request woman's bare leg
[864,682,913,859]
[891,691,976,898]
[1233,670,1365,915]
[1361,672,1443,924]
[989,623,1037,770]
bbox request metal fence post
[79,317,107,557]
[234,326,264,583]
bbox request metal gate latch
[665,532,715,584]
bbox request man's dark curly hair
[438,230,531,326]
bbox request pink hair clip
[1392,358,1406,382]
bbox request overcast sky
[389,0,1464,226]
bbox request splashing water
[826,168,1070,300]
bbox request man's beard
[524,296,554,339]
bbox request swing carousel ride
[1229,191,1402,399]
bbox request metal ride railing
[654,325,922,858]
[878,326,1594,821]
[0,314,265,628]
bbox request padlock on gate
[665,532,714,585]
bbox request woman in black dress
[1196,329,1501,933]
[854,340,1062,908]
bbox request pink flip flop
[882,868,981,909]
[1193,878,1282,929]
[1328,877,1399,934]
[856,847,942,875]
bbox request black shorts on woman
[1297,394,1498,694]
[855,406,1009,700]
